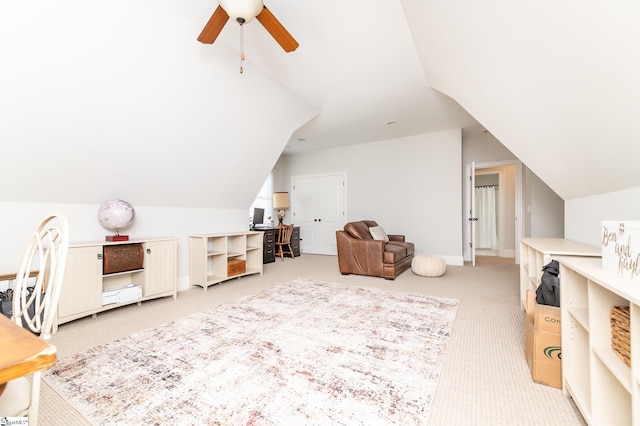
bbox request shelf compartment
[103,271,144,290]
[592,344,632,392]
[591,354,632,425]
[227,259,246,277]
[205,274,226,284]
[610,305,631,368]
[228,235,247,255]
[208,237,227,254]
[564,318,591,412]
[563,381,592,425]
[567,307,589,331]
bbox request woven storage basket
[611,306,631,367]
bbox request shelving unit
[189,232,263,290]
[519,238,601,309]
[558,256,640,425]
[56,237,178,332]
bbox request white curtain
[475,185,498,249]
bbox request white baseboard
[503,249,515,258]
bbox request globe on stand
[98,199,136,241]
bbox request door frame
[291,171,347,255]
[463,160,524,263]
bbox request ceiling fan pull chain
[239,24,245,74]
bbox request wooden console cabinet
[189,232,263,290]
[558,256,640,425]
[55,237,177,331]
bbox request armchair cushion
[383,244,407,263]
[344,221,374,240]
[369,226,389,242]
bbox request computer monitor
[251,207,265,228]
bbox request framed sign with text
[602,221,640,283]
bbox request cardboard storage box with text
[525,290,562,389]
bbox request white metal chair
[0,211,69,425]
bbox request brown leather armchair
[336,220,415,280]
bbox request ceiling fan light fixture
[218,0,264,25]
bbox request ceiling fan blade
[255,6,299,52]
[197,6,229,44]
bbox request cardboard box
[227,259,246,277]
[602,221,640,283]
[525,290,562,388]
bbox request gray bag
[535,260,560,307]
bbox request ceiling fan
[197,0,299,53]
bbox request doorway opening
[464,160,523,264]
[475,171,500,256]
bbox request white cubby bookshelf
[188,232,263,290]
[519,238,601,310]
[558,256,640,425]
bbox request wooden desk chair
[0,211,69,426]
[275,224,295,261]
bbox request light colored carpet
[45,279,458,424]
[40,254,586,425]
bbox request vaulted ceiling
[1,1,638,207]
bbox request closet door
[292,173,346,255]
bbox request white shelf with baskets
[558,256,640,425]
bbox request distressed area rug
[45,278,458,425]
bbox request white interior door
[463,160,523,263]
[468,162,477,265]
[292,173,346,255]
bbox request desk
[0,315,56,395]
[254,227,300,263]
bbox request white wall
[461,128,564,241]
[0,2,317,210]
[276,129,464,264]
[527,170,565,238]
[0,202,249,291]
[403,0,640,202]
[565,186,640,248]
[461,127,519,164]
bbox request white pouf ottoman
[411,255,446,277]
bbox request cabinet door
[58,246,102,319]
[144,240,177,297]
